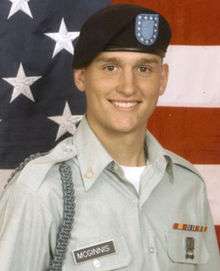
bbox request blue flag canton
[0,0,110,169]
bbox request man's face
[74,51,168,136]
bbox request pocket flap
[167,230,209,264]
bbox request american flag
[0,0,219,246]
[0,0,110,178]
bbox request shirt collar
[146,131,174,183]
[73,116,113,191]
[72,117,174,191]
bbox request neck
[88,121,146,167]
[107,134,146,166]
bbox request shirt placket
[138,158,167,271]
[139,157,166,207]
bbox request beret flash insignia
[135,13,159,46]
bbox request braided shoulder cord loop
[5,154,75,270]
[49,162,75,271]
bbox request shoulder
[165,149,204,183]
[3,154,62,212]
[1,158,63,225]
[6,136,76,191]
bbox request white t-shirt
[120,165,146,193]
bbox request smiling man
[74,51,167,167]
[0,3,219,271]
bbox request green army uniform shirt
[0,116,219,270]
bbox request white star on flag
[48,102,82,140]
[7,0,33,19]
[2,63,41,102]
[45,18,80,58]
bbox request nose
[117,69,136,96]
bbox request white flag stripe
[158,45,220,107]
[195,165,220,224]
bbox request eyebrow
[95,56,161,65]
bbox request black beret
[73,4,172,68]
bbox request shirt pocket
[166,230,209,265]
[69,233,131,271]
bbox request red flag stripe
[112,0,220,45]
[216,226,220,249]
[148,107,220,164]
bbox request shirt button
[93,259,101,268]
[149,247,155,254]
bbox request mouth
[108,100,140,110]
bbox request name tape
[73,240,116,264]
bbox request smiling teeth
[112,101,137,108]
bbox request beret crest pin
[135,13,159,46]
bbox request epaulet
[5,136,76,191]
[165,149,204,182]
[5,151,48,189]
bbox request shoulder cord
[7,154,75,271]
[48,162,75,270]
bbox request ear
[73,69,86,92]
[159,63,169,95]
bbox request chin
[108,121,138,134]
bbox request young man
[0,4,219,271]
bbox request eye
[103,64,118,72]
[137,65,152,73]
